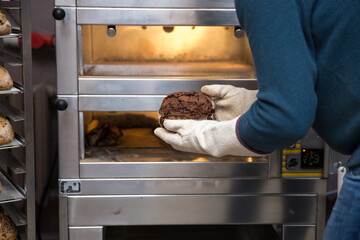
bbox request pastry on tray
[0,11,11,36]
[0,66,13,91]
[0,208,17,240]
[0,117,14,145]
[158,91,215,128]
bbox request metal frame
[77,8,239,26]
[76,0,235,8]
[59,196,69,240]
[67,194,318,226]
[55,0,237,8]
[55,7,78,95]
[78,77,258,95]
[79,162,269,178]
[55,2,328,239]
[59,178,327,195]
[0,0,36,239]
[58,95,79,179]
[22,0,36,238]
[69,226,104,240]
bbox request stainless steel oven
[54,1,329,239]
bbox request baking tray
[84,128,268,163]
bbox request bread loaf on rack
[0,208,17,240]
[0,66,14,91]
[0,117,14,145]
[0,11,11,36]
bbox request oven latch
[60,181,81,194]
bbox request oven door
[56,5,257,95]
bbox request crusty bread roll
[0,117,14,145]
[0,208,17,240]
[158,91,215,128]
[86,121,123,146]
[0,66,13,91]
[0,11,11,36]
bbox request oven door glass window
[81,111,268,163]
[81,25,255,78]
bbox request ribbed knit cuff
[235,115,269,155]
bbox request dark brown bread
[159,91,215,128]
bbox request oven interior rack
[0,0,35,239]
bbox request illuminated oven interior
[81,25,255,77]
[81,111,268,163]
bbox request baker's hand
[201,85,258,121]
[154,117,264,157]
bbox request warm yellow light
[193,158,209,162]
[247,157,253,162]
[84,25,249,63]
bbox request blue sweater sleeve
[235,0,318,153]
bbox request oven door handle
[53,8,66,21]
[55,99,68,111]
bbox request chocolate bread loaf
[158,91,215,128]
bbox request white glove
[201,85,258,121]
[154,117,264,157]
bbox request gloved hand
[201,85,258,121]
[154,117,264,157]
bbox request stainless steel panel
[82,62,254,77]
[269,150,281,178]
[68,195,317,226]
[56,8,78,94]
[316,195,326,239]
[69,226,103,240]
[79,77,258,95]
[59,196,69,240]
[79,162,268,178]
[55,0,76,7]
[77,8,239,26]
[77,0,235,8]
[60,178,327,195]
[283,225,316,240]
[58,96,80,178]
[79,95,165,112]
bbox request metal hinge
[60,181,81,194]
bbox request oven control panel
[281,130,324,178]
